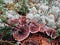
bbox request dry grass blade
[0,40,15,45]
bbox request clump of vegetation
[57,29,60,37]
[18,0,29,15]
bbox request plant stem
[0,40,15,45]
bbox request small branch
[0,40,15,45]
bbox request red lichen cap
[29,22,39,33]
[13,25,30,41]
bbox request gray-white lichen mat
[2,0,60,28]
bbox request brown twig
[0,40,15,45]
